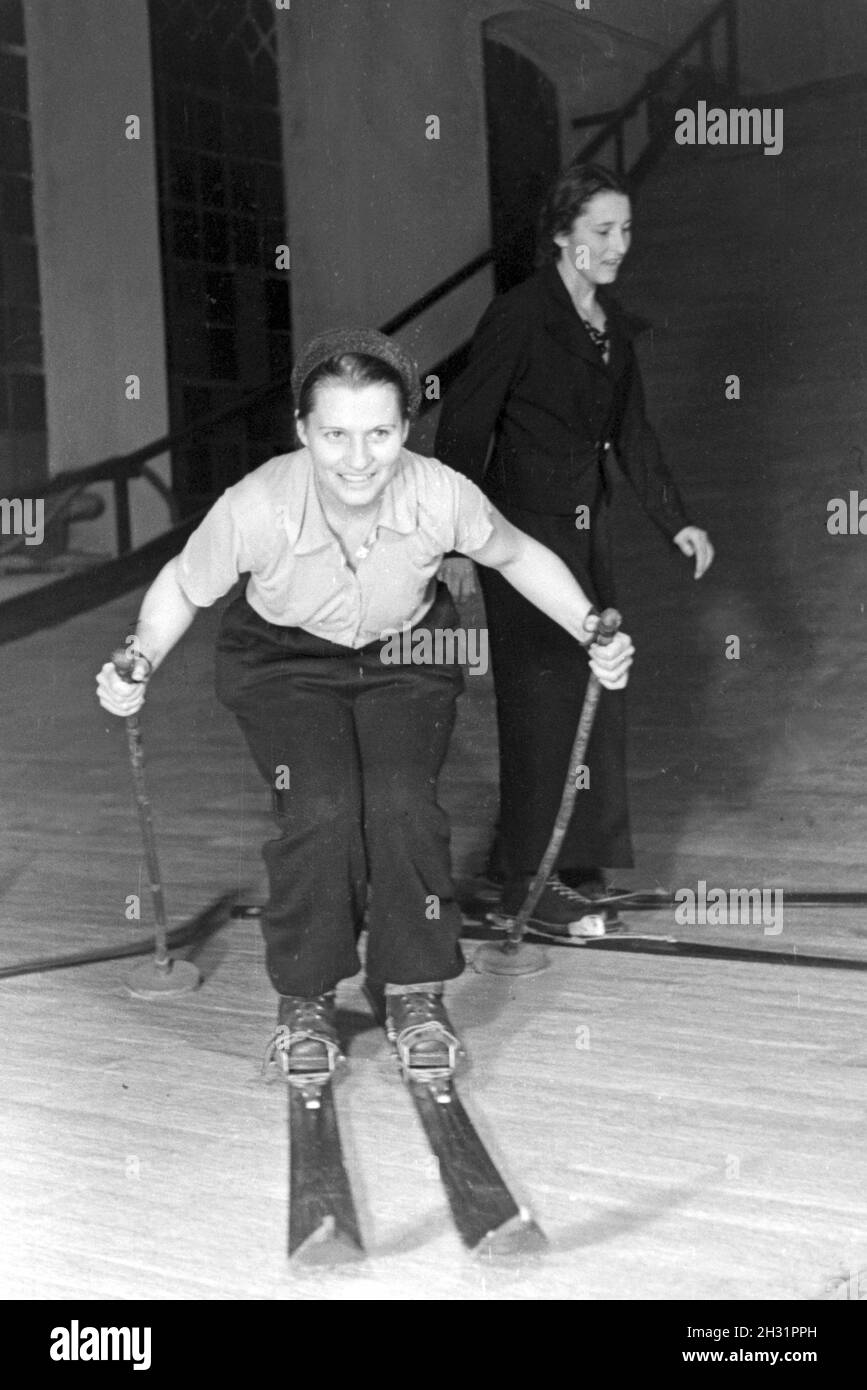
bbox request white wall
[25,0,171,551]
[276,0,496,379]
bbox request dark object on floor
[459,898,867,972]
[0,892,235,981]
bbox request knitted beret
[291,327,422,418]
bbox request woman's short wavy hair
[536,162,631,266]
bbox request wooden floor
[2,83,867,1300]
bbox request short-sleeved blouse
[176,446,495,648]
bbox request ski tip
[289,1215,365,1268]
[473,1212,548,1261]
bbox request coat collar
[539,262,646,377]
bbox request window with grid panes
[148,0,292,514]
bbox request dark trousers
[480,499,633,877]
[215,585,466,996]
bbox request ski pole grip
[589,608,621,648]
[111,648,150,684]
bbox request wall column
[26,0,171,550]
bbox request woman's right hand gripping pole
[96,646,151,718]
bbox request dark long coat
[434,262,692,877]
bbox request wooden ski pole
[503,607,622,951]
[112,648,202,996]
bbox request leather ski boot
[264,992,342,1086]
[386,988,463,1079]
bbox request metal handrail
[576,0,737,173]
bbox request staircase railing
[0,0,737,639]
[571,0,737,177]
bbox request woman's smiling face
[555,190,632,286]
[296,381,410,512]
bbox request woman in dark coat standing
[435,163,713,935]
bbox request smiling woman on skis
[95,327,633,1081]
